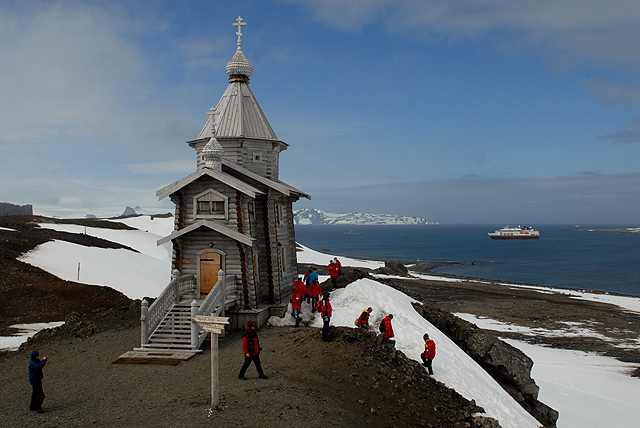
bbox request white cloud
[0,2,146,146]
[292,0,640,69]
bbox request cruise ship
[488,225,540,240]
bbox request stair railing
[141,272,196,347]
[191,269,228,349]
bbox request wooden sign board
[202,326,224,334]
[194,315,230,325]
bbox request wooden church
[137,17,308,353]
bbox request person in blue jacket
[28,350,48,413]
[304,267,319,303]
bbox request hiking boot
[259,374,269,379]
[238,375,247,380]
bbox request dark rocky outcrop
[0,202,32,216]
[366,272,559,427]
[372,260,409,276]
[411,299,559,427]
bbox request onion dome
[203,135,224,171]
[226,16,253,79]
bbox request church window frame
[275,203,284,227]
[280,244,286,273]
[193,189,228,220]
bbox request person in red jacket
[238,321,268,380]
[291,287,303,327]
[308,278,322,312]
[292,277,306,297]
[420,333,436,375]
[357,307,373,330]
[380,314,395,343]
[328,260,339,288]
[333,257,342,280]
[317,293,332,342]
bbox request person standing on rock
[380,314,395,344]
[308,278,322,312]
[328,260,339,288]
[317,293,332,342]
[28,350,47,413]
[333,257,342,281]
[420,333,436,375]
[238,321,268,380]
[356,307,373,330]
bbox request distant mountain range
[293,208,437,226]
[119,206,172,218]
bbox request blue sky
[1,0,639,224]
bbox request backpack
[379,319,386,333]
[354,318,359,326]
[316,300,324,313]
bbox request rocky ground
[2,215,639,426]
[1,309,488,428]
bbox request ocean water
[294,225,640,297]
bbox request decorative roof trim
[222,160,291,195]
[157,219,254,246]
[278,181,311,200]
[156,168,263,200]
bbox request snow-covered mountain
[119,206,171,217]
[293,208,437,226]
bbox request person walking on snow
[28,350,47,413]
[304,267,318,303]
[380,314,395,344]
[317,293,332,342]
[308,278,322,312]
[420,333,436,375]
[292,277,306,298]
[238,322,268,380]
[291,287,303,327]
[356,307,373,330]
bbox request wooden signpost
[194,315,230,409]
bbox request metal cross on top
[233,16,247,47]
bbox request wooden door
[200,252,221,297]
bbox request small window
[253,152,263,162]
[253,254,258,277]
[280,246,286,272]
[194,190,227,219]
[275,204,283,226]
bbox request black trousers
[239,355,264,377]
[420,353,434,375]
[30,380,45,410]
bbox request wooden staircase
[145,301,196,350]
[130,271,237,359]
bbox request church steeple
[197,16,278,142]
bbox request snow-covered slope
[20,216,175,299]
[293,208,437,225]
